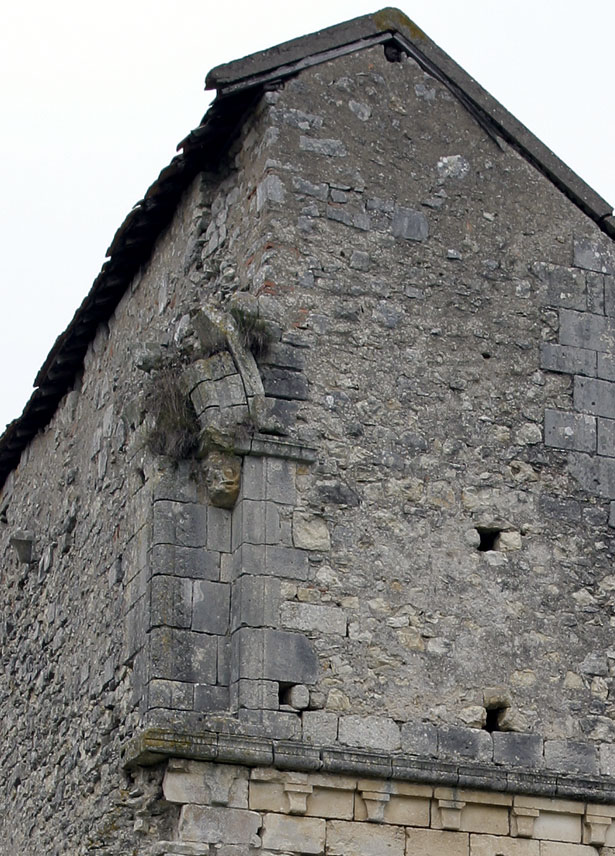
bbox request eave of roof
[0,8,613,491]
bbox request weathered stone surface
[192,580,230,634]
[280,601,347,635]
[406,828,469,856]
[391,206,429,241]
[205,452,242,509]
[338,715,401,752]
[540,343,596,377]
[178,805,260,845]
[231,628,319,684]
[544,409,596,452]
[260,813,325,853]
[492,732,544,769]
[292,512,330,551]
[163,760,248,806]
[326,820,405,856]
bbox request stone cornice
[123,728,615,805]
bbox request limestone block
[438,727,493,762]
[163,760,248,807]
[544,409,596,453]
[178,805,261,845]
[354,792,430,827]
[543,739,598,776]
[260,813,325,854]
[493,732,544,769]
[470,834,539,856]
[307,786,354,820]
[559,309,613,353]
[153,500,208,548]
[149,627,217,684]
[460,804,510,836]
[574,377,615,419]
[194,683,230,712]
[302,710,339,744]
[539,844,595,856]
[150,544,220,581]
[249,780,288,813]
[192,580,230,634]
[267,457,297,505]
[231,627,319,684]
[233,543,310,581]
[207,505,232,552]
[400,720,438,757]
[338,715,401,752]
[292,512,330,551]
[238,499,281,546]
[231,574,281,631]
[533,811,582,843]
[231,679,279,710]
[326,820,405,856]
[406,828,469,856]
[280,601,347,635]
[150,575,193,629]
[540,343,596,377]
[240,456,266,501]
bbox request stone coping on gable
[123,726,615,805]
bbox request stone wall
[155,758,615,855]
[2,30,615,856]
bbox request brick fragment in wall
[391,206,429,241]
[231,627,319,684]
[567,452,615,499]
[338,715,401,752]
[299,136,347,157]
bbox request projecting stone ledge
[122,727,615,805]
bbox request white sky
[1,0,613,433]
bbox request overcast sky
[1,0,613,433]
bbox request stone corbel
[438,799,465,831]
[360,789,391,823]
[512,806,539,838]
[584,813,613,846]
[283,781,314,815]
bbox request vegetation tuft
[229,306,271,359]
[146,366,200,459]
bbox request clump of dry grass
[146,366,200,459]
[229,306,271,360]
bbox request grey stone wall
[2,35,615,854]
